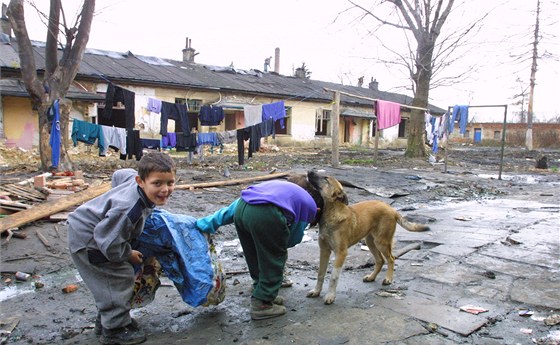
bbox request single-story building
[0,27,446,152]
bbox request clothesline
[323,87,428,111]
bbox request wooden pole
[444,106,452,173]
[332,91,340,168]
[173,172,290,190]
[498,105,508,180]
[374,101,379,162]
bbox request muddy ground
[1,143,559,344]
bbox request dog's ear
[334,189,348,204]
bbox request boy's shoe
[250,298,286,320]
[281,277,293,288]
[99,323,146,345]
[94,315,138,336]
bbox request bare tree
[7,0,95,171]
[346,0,492,158]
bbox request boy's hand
[129,250,143,265]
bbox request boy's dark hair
[137,152,176,180]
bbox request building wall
[2,81,418,150]
[2,96,37,149]
[452,122,560,148]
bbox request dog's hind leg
[363,234,385,283]
[323,248,348,305]
[307,241,331,299]
[377,242,395,285]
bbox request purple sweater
[241,180,316,224]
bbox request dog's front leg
[323,249,348,305]
[307,241,331,298]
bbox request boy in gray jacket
[67,152,176,345]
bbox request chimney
[182,37,198,63]
[1,3,11,37]
[369,78,378,91]
[274,47,280,73]
[357,76,364,87]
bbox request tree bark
[7,0,95,171]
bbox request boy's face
[136,171,176,206]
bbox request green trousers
[234,199,289,302]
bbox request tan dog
[306,170,430,305]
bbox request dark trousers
[234,199,289,302]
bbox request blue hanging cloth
[49,100,61,168]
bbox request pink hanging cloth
[376,100,401,129]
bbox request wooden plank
[0,182,111,233]
[173,172,290,190]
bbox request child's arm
[287,221,308,248]
[93,211,137,262]
[195,198,240,234]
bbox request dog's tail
[396,214,430,232]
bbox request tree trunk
[405,39,433,158]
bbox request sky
[20,0,560,122]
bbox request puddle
[477,174,539,184]
[0,268,82,303]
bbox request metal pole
[444,106,452,173]
[498,105,508,180]
[332,91,340,168]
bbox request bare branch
[7,0,44,102]
[45,0,60,76]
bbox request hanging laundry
[160,101,190,137]
[147,97,162,113]
[216,130,237,144]
[197,132,220,146]
[49,100,61,168]
[259,118,275,138]
[376,100,401,130]
[100,125,127,156]
[262,101,286,129]
[449,105,469,134]
[71,119,105,155]
[243,104,262,127]
[236,127,251,165]
[162,132,177,149]
[199,105,225,126]
[103,83,136,129]
[141,138,161,150]
[176,132,197,152]
[120,129,142,161]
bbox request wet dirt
[1,144,559,344]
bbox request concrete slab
[478,243,558,269]
[464,253,552,279]
[510,278,560,309]
[430,244,478,257]
[282,305,428,344]
[419,262,485,285]
[376,295,493,336]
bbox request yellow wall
[3,96,37,149]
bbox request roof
[0,40,446,114]
[0,78,105,101]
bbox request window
[464,130,470,138]
[315,109,330,136]
[494,131,501,140]
[274,106,291,135]
[398,118,407,138]
[187,99,202,113]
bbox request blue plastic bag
[135,209,216,307]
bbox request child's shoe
[99,322,145,345]
[95,314,138,336]
[250,297,286,320]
